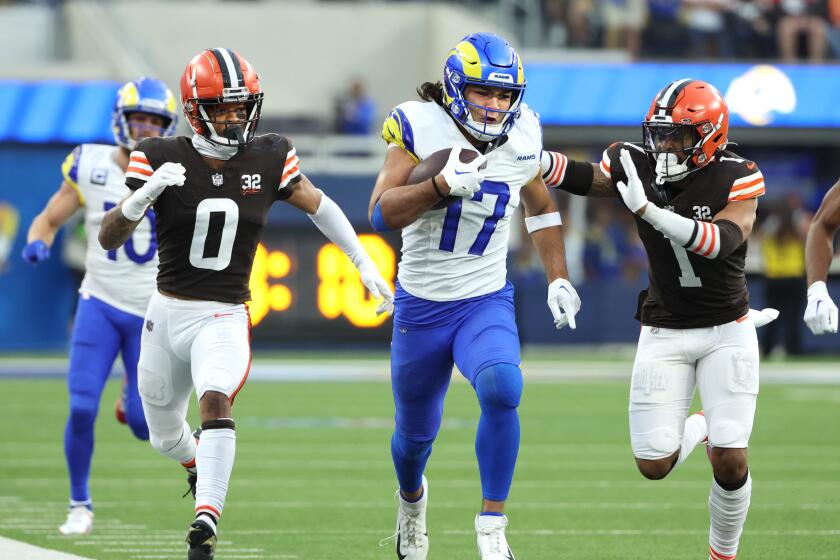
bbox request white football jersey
[61,144,157,317]
[382,101,542,301]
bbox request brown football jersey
[600,142,765,328]
[125,134,302,303]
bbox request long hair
[416,81,445,106]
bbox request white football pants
[138,291,251,451]
[629,317,760,460]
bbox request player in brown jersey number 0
[99,48,393,560]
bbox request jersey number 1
[669,241,702,287]
[190,199,239,270]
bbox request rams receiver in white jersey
[21,78,176,535]
[369,33,581,559]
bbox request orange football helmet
[180,48,263,146]
[643,79,728,183]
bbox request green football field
[1,374,838,559]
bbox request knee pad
[709,419,751,448]
[138,344,174,407]
[392,431,434,461]
[647,427,681,455]
[475,363,522,410]
[149,431,185,455]
[67,404,97,432]
[632,427,681,460]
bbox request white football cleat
[475,513,515,560]
[59,506,93,535]
[388,476,429,559]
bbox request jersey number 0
[189,199,240,271]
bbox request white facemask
[464,113,506,142]
[654,152,691,184]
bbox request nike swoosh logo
[396,533,407,560]
[454,170,470,175]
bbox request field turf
[0,375,838,559]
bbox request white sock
[399,476,427,515]
[676,412,708,468]
[400,492,426,515]
[196,513,217,535]
[709,473,752,559]
[194,427,236,521]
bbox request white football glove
[440,147,487,198]
[547,277,581,330]
[122,162,186,221]
[616,148,649,214]
[804,281,838,335]
[748,307,779,328]
[357,257,394,316]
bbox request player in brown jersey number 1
[541,80,771,560]
[99,48,393,560]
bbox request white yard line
[3,359,840,383]
[0,536,93,560]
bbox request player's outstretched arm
[540,150,614,197]
[288,174,394,315]
[22,180,82,263]
[803,179,840,334]
[617,148,754,260]
[805,179,840,286]
[521,174,581,330]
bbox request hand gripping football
[407,147,483,209]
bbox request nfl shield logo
[211,173,224,187]
[145,320,154,332]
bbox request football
[407,147,482,209]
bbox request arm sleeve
[308,193,367,267]
[541,150,593,195]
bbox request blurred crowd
[543,0,840,61]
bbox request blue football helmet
[442,32,526,141]
[111,77,178,150]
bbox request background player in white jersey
[21,77,177,535]
[98,48,393,560]
[542,80,771,560]
[369,33,580,560]
[803,179,840,335]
